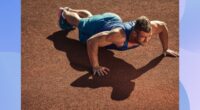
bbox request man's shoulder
[151,20,166,27]
[110,28,125,35]
[150,20,167,35]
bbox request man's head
[134,16,152,45]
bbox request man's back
[78,12,124,42]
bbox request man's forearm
[159,24,169,51]
[86,30,119,68]
[87,40,100,67]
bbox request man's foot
[61,7,72,11]
[59,7,71,11]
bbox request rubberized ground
[22,0,179,109]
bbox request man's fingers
[171,51,179,57]
[100,68,108,76]
[169,49,179,57]
[170,53,177,57]
[102,69,108,75]
[173,51,179,57]
[98,69,108,76]
[97,71,101,76]
[170,52,176,57]
[93,67,110,76]
[165,50,179,57]
[93,70,100,76]
[93,69,103,76]
[93,70,97,75]
[173,53,178,57]
[99,69,105,76]
[104,67,110,72]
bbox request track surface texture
[22,0,179,110]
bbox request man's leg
[62,7,93,18]
[60,7,81,27]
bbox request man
[58,7,179,76]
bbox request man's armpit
[105,28,123,43]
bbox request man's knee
[84,10,93,17]
[79,10,92,18]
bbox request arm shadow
[47,30,164,101]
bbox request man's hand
[93,66,110,76]
[163,49,179,57]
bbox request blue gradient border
[0,0,21,110]
[0,0,200,110]
[180,0,200,110]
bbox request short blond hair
[135,16,151,32]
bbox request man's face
[136,31,151,45]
